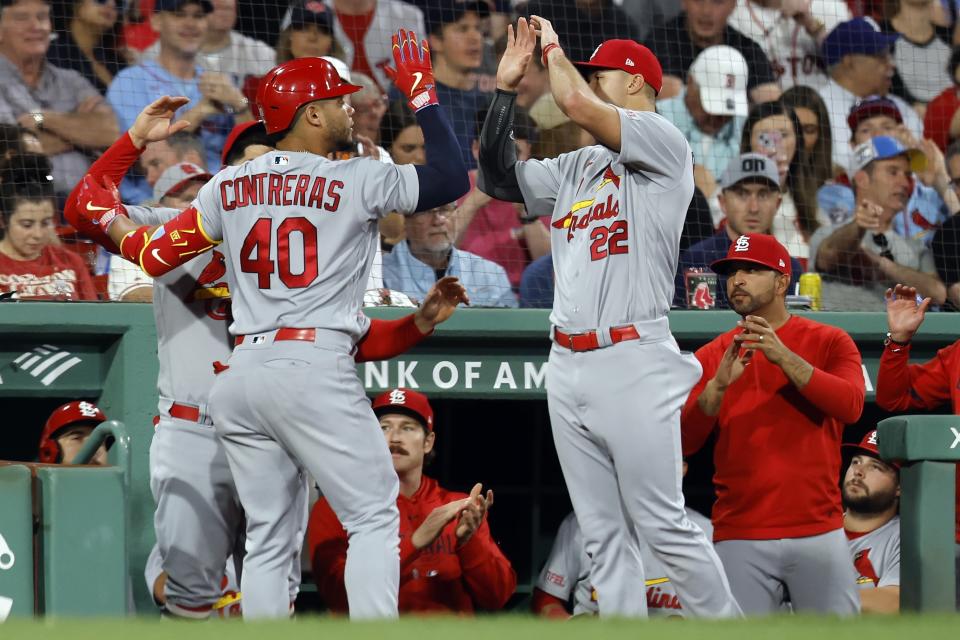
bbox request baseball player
[308,388,515,614]
[476,18,740,618]
[875,283,960,606]
[36,400,109,466]
[79,37,469,618]
[842,429,901,614]
[66,91,468,618]
[533,463,713,619]
[682,234,864,615]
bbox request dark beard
[842,483,898,515]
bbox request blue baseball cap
[849,135,927,175]
[822,18,898,67]
[424,0,491,34]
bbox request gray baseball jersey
[536,510,714,617]
[848,516,900,590]
[515,108,693,329]
[192,152,419,338]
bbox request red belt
[169,402,201,423]
[235,327,316,346]
[553,324,640,352]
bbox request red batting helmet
[38,400,107,463]
[256,57,362,134]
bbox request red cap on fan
[372,388,434,431]
[573,40,663,95]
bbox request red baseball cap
[573,40,663,95]
[372,388,434,431]
[221,120,268,166]
[710,234,792,277]
[843,429,900,470]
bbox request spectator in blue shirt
[419,1,492,170]
[106,0,250,203]
[519,253,553,309]
[384,201,517,308]
[675,153,802,308]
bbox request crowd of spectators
[0,0,959,309]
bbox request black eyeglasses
[872,233,895,261]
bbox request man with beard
[682,233,865,615]
[842,429,901,614]
[812,136,945,311]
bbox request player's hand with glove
[128,96,192,149]
[77,175,128,234]
[414,276,470,333]
[384,29,438,112]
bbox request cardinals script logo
[552,164,622,242]
[186,250,232,321]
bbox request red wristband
[541,43,562,68]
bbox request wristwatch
[884,332,911,348]
[30,111,44,131]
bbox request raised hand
[713,338,751,390]
[415,276,470,333]
[884,283,931,343]
[128,96,192,149]
[854,198,884,232]
[78,175,128,233]
[410,497,470,550]
[384,29,438,112]
[735,315,793,365]
[455,483,494,545]
[496,17,536,92]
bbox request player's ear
[627,73,646,96]
[776,273,791,297]
[423,430,435,455]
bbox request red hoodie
[682,315,865,542]
[308,475,516,613]
[876,340,960,542]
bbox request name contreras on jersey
[219,173,345,212]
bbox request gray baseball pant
[210,331,400,620]
[546,324,742,619]
[715,529,860,615]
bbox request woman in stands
[741,100,820,267]
[0,154,97,300]
[48,0,128,92]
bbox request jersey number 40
[240,217,318,289]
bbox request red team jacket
[681,315,866,542]
[308,475,516,613]
[876,340,960,542]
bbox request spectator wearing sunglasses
[810,136,946,310]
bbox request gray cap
[720,153,780,190]
[153,162,212,202]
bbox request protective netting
[0,0,956,310]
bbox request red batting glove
[78,175,128,234]
[383,29,439,113]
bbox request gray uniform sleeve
[127,205,182,227]
[535,513,583,601]
[515,157,563,218]
[356,159,420,219]
[191,179,224,242]
[614,108,691,181]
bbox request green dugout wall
[0,302,957,612]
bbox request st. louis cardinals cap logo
[78,401,101,418]
[734,235,751,252]
[388,389,407,405]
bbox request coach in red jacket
[308,388,516,614]
[875,283,960,602]
[681,234,865,616]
